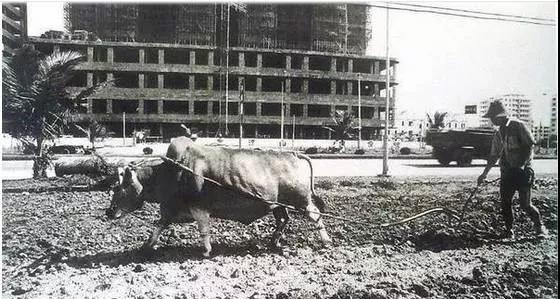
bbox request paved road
[2,158,557,180]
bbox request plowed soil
[2,175,557,298]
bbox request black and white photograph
[1,1,557,298]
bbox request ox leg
[142,220,169,251]
[191,208,212,258]
[271,207,290,249]
[305,204,332,246]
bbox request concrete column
[303,104,308,117]
[330,81,336,94]
[139,49,145,64]
[208,51,214,66]
[138,74,145,88]
[87,47,94,62]
[285,78,291,93]
[158,74,164,89]
[189,75,195,91]
[107,99,113,114]
[256,77,262,92]
[87,72,93,87]
[331,57,336,72]
[138,99,144,115]
[107,73,113,81]
[257,54,262,68]
[256,102,262,116]
[286,55,291,70]
[285,103,291,117]
[348,59,353,73]
[330,105,335,115]
[391,64,396,79]
[347,81,353,95]
[158,100,164,114]
[53,45,60,52]
[190,51,196,65]
[87,99,93,114]
[374,61,380,75]
[369,61,374,74]
[208,101,213,115]
[189,100,194,115]
[107,47,114,63]
[159,124,164,136]
[158,49,164,64]
[239,52,245,67]
[303,79,308,94]
[255,126,259,138]
[208,75,213,91]
[374,83,379,97]
[303,56,309,71]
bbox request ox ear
[117,167,125,184]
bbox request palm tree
[74,119,108,151]
[322,110,357,149]
[426,111,448,129]
[2,45,112,178]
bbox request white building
[394,111,467,141]
[479,94,532,127]
[551,96,557,136]
[532,123,550,143]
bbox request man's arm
[478,132,502,185]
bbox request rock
[411,283,430,298]
[133,264,147,273]
[12,287,30,295]
[230,269,240,278]
[472,267,485,281]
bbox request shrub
[143,147,153,155]
[354,149,365,155]
[400,147,412,155]
[305,147,318,154]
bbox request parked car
[48,145,86,155]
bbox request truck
[425,128,496,166]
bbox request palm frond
[73,79,115,103]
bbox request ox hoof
[201,251,211,258]
[140,243,157,254]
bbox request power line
[391,1,557,23]
[368,3,556,26]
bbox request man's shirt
[489,118,535,170]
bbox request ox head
[106,166,145,219]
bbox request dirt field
[2,175,558,298]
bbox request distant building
[551,96,557,136]
[532,123,550,143]
[2,3,27,56]
[479,94,532,127]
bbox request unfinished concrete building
[2,3,27,57]
[30,3,398,140]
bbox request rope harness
[156,156,496,229]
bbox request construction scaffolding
[63,3,372,54]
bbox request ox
[106,137,332,257]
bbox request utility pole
[225,2,231,137]
[280,81,285,151]
[122,112,126,146]
[358,75,362,149]
[292,114,296,149]
[239,78,244,149]
[382,2,390,176]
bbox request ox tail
[295,153,327,212]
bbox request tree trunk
[33,137,49,178]
[54,156,117,177]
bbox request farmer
[477,100,549,240]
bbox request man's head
[483,100,508,126]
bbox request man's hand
[477,174,487,185]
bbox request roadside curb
[3,154,557,161]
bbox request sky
[26,1,558,125]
